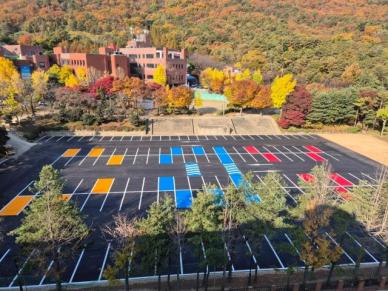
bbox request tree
[224,80,259,111]
[89,76,114,97]
[307,88,357,125]
[58,65,73,85]
[167,86,194,109]
[103,214,138,291]
[239,50,267,71]
[249,85,272,110]
[30,70,49,116]
[153,64,167,86]
[252,69,263,85]
[9,165,89,291]
[270,74,297,109]
[278,85,312,128]
[136,197,175,281]
[235,69,251,81]
[64,74,80,88]
[1,95,22,123]
[47,65,62,83]
[341,63,362,84]
[17,34,32,45]
[377,106,388,136]
[0,127,9,157]
[75,67,88,85]
[0,56,21,100]
[200,68,227,94]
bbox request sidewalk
[319,133,388,166]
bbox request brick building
[52,31,187,86]
[0,44,50,77]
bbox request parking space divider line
[282,174,305,194]
[39,259,54,285]
[271,146,293,162]
[0,249,10,264]
[282,146,304,161]
[233,146,246,162]
[132,148,139,165]
[138,177,145,210]
[264,235,285,269]
[326,232,355,264]
[284,233,301,257]
[119,178,131,211]
[69,249,85,283]
[186,176,193,200]
[9,250,35,287]
[346,232,378,263]
[99,178,115,212]
[99,243,111,280]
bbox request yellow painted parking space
[62,148,81,158]
[91,178,114,194]
[0,196,33,216]
[107,155,124,166]
[88,148,105,158]
[61,194,72,202]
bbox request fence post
[336,279,344,291]
[271,285,276,291]
[356,279,365,291]
[379,276,386,288]
[315,281,323,291]
[292,283,299,291]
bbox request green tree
[239,50,267,71]
[252,69,263,85]
[9,165,89,291]
[377,106,388,136]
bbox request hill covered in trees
[0,0,387,86]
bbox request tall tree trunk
[354,109,359,127]
[54,255,62,291]
[326,262,335,287]
[124,259,129,291]
[302,265,309,290]
[381,120,386,136]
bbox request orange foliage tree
[249,85,272,109]
[167,86,194,109]
[224,80,259,109]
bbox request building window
[147,75,153,79]
[129,54,137,58]
[146,64,155,68]
[39,62,45,68]
[146,54,154,59]
[156,52,161,58]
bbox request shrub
[82,114,96,126]
[66,108,83,122]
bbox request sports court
[0,134,385,288]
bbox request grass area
[14,114,144,141]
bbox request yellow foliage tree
[153,64,167,86]
[0,56,21,100]
[235,69,250,81]
[270,73,297,108]
[30,70,49,115]
[1,95,22,122]
[240,49,267,71]
[167,86,194,108]
[65,74,80,88]
[47,64,61,81]
[252,68,263,85]
[75,67,88,84]
[58,65,73,85]
[341,63,362,83]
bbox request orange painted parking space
[0,196,33,216]
[62,148,81,157]
[91,178,114,194]
[87,148,104,158]
[107,155,124,166]
[61,194,72,202]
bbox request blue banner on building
[20,66,31,79]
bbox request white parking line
[78,136,85,142]
[89,136,95,142]
[283,174,305,194]
[264,235,285,269]
[145,148,150,165]
[214,176,223,189]
[0,249,10,263]
[69,249,85,283]
[256,135,264,140]
[132,148,139,165]
[55,136,66,142]
[99,243,111,280]
[36,135,48,142]
[346,232,378,263]
[282,146,304,161]
[231,135,237,141]
[214,136,218,140]
[39,259,54,285]
[257,174,297,204]
[99,178,115,212]
[283,135,291,140]
[248,135,255,140]
[110,136,114,141]
[157,177,160,203]
[120,136,124,141]
[322,152,340,161]
[187,176,194,200]
[45,136,55,142]
[242,236,258,266]
[138,177,146,210]
[119,178,131,211]
[67,136,76,142]
[9,251,34,287]
[224,243,235,271]
[232,146,246,162]
[99,136,104,142]
[222,135,227,140]
[271,146,293,162]
[284,233,301,257]
[265,135,273,140]
[326,233,355,264]
[361,172,377,182]
[239,135,246,140]
[93,147,107,166]
[179,243,184,274]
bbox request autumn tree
[249,85,272,110]
[200,68,227,94]
[270,73,297,109]
[252,69,263,85]
[75,67,88,85]
[239,49,267,71]
[89,76,114,97]
[167,86,194,109]
[234,68,251,81]
[10,165,89,291]
[224,79,259,111]
[278,85,312,128]
[64,74,80,88]
[153,64,167,86]
[103,214,138,291]
[58,65,73,85]
[30,70,49,115]
[0,56,21,101]
[341,63,362,84]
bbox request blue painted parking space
[192,146,205,155]
[213,146,234,164]
[158,176,175,192]
[160,153,172,165]
[175,190,192,209]
[171,147,183,156]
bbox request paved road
[0,134,385,288]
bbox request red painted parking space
[244,146,260,154]
[330,173,353,186]
[262,153,281,163]
[335,187,352,200]
[298,173,314,182]
[306,152,325,162]
[304,145,322,153]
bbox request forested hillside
[0,0,387,86]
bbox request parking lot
[0,134,385,288]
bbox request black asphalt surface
[0,134,385,288]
